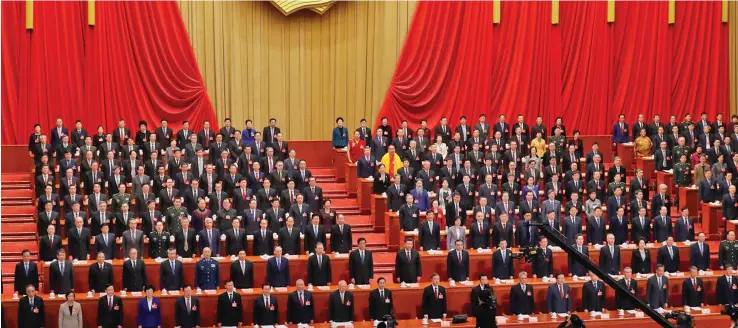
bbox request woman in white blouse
[434,135,448,159]
[446,217,466,250]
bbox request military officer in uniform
[719,231,738,270]
[607,174,626,198]
[549,129,567,155]
[148,221,171,259]
[673,155,692,188]
[195,247,220,290]
[165,198,188,233]
[110,183,132,214]
[672,139,691,167]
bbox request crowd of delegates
[14,113,738,326]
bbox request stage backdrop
[1,1,215,145]
[378,1,732,135]
[177,1,417,140]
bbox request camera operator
[474,289,497,328]
[557,314,585,328]
[470,275,492,315]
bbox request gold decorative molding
[270,0,336,16]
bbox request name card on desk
[275,287,289,292]
[528,317,538,322]
[204,289,217,294]
[241,288,254,293]
[130,292,142,297]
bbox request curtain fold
[377,0,729,135]
[1,1,215,145]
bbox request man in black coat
[399,193,421,231]
[67,216,91,260]
[599,233,621,275]
[174,219,197,258]
[329,281,355,323]
[14,250,39,295]
[653,206,673,242]
[532,237,553,278]
[493,213,514,247]
[331,214,353,253]
[716,265,738,305]
[492,240,514,279]
[287,279,315,324]
[470,212,491,249]
[253,219,274,256]
[690,232,711,270]
[38,225,62,261]
[509,271,535,315]
[582,272,606,312]
[369,277,394,320]
[395,238,422,283]
[349,238,374,285]
[422,273,447,319]
[631,207,651,243]
[304,215,327,254]
[306,243,332,286]
[230,250,254,289]
[646,264,669,308]
[587,208,607,245]
[224,218,247,256]
[682,266,705,307]
[278,217,301,255]
[469,275,491,316]
[48,249,74,294]
[122,248,147,292]
[568,235,590,277]
[447,240,470,282]
[616,268,639,310]
[97,285,124,328]
[656,237,681,273]
[88,252,114,293]
[18,285,45,328]
[217,281,243,327]
[160,248,184,291]
[419,213,441,250]
[174,286,201,328]
[253,284,280,326]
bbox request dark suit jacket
[266,257,290,287]
[631,216,651,243]
[174,296,200,328]
[646,275,669,308]
[88,262,114,293]
[224,228,247,255]
[631,249,653,274]
[329,290,355,322]
[546,284,572,313]
[39,234,62,261]
[197,228,221,254]
[492,248,514,279]
[217,292,243,326]
[159,260,184,290]
[97,295,123,327]
[252,229,274,255]
[14,261,39,294]
[67,227,91,260]
[94,233,116,260]
[568,244,590,276]
[509,284,535,314]
[419,221,441,250]
[446,249,470,281]
[582,281,606,311]
[395,249,422,283]
[470,221,490,249]
[690,242,711,270]
[616,278,639,310]
[674,217,695,242]
[278,227,301,255]
[18,296,45,328]
[49,260,74,294]
[586,216,606,244]
[307,254,332,286]
[303,225,326,254]
[174,228,197,258]
[682,277,705,307]
[230,260,254,289]
[422,285,447,319]
[253,295,280,325]
[369,288,393,320]
[599,245,621,275]
[653,215,673,242]
[349,249,374,285]
[492,221,514,248]
[122,259,147,291]
[657,245,681,272]
[330,224,352,253]
[716,275,738,305]
[287,290,315,324]
[532,247,554,277]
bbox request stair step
[324,191,348,198]
[1,173,33,182]
[1,189,34,198]
[3,216,36,224]
[312,168,335,177]
[3,235,37,242]
[344,215,371,224]
[1,183,31,190]
[2,206,36,215]
[321,183,348,192]
[2,200,34,206]
[3,223,37,235]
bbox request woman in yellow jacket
[530,132,547,157]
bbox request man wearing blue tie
[612,114,630,146]
[267,246,291,287]
[198,218,220,255]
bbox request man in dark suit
[349,238,374,285]
[493,213,514,247]
[547,274,572,313]
[599,234,621,275]
[287,279,315,324]
[98,285,124,328]
[532,237,554,278]
[646,264,669,308]
[653,206,673,243]
[307,243,332,286]
[94,224,116,260]
[569,235,589,277]
[657,237,681,273]
[419,213,441,251]
[674,208,695,242]
[516,213,539,247]
[253,284,280,326]
[700,170,718,202]
[302,178,323,214]
[230,250,254,289]
[587,208,607,245]
[174,285,200,328]
[369,277,394,320]
[469,275,491,316]
[446,240,469,282]
[288,195,311,232]
[198,218,221,255]
[122,248,147,292]
[304,215,327,254]
[582,272,606,312]
[67,216,91,260]
[160,249,184,291]
[690,232,711,270]
[356,147,376,178]
[609,207,629,245]
[39,225,62,261]
[49,249,74,294]
[267,247,291,287]
[253,219,274,256]
[682,266,705,307]
[716,265,738,305]
[329,280,355,323]
[18,285,45,328]
[509,271,535,315]
[395,238,422,283]
[278,217,301,255]
[492,240,514,279]
[217,281,243,328]
[615,268,640,310]
[224,218,247,256]
[331,214,353,253]
[386,180,406,212]
[723,185,738,237]
[631,207,651,243]
[422,273,447,319]
[88,252,114,293]
[562,207,583,242]
[14,250,39,295]
[174,219,197,258]
[399,193,421,230]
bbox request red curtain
[1,1,215,145]
[377,1,730,135]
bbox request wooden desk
[358,179,373,214]
[679,187,699,215]
[636,157,655,181]
[371,195,388,234]
[701,202,723,236]
[4,277,728,328]
[332,149,348,183]
[656,171,675,196]
[345,162,358,197]
[40,254,350,293]
[617,143,635,169]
